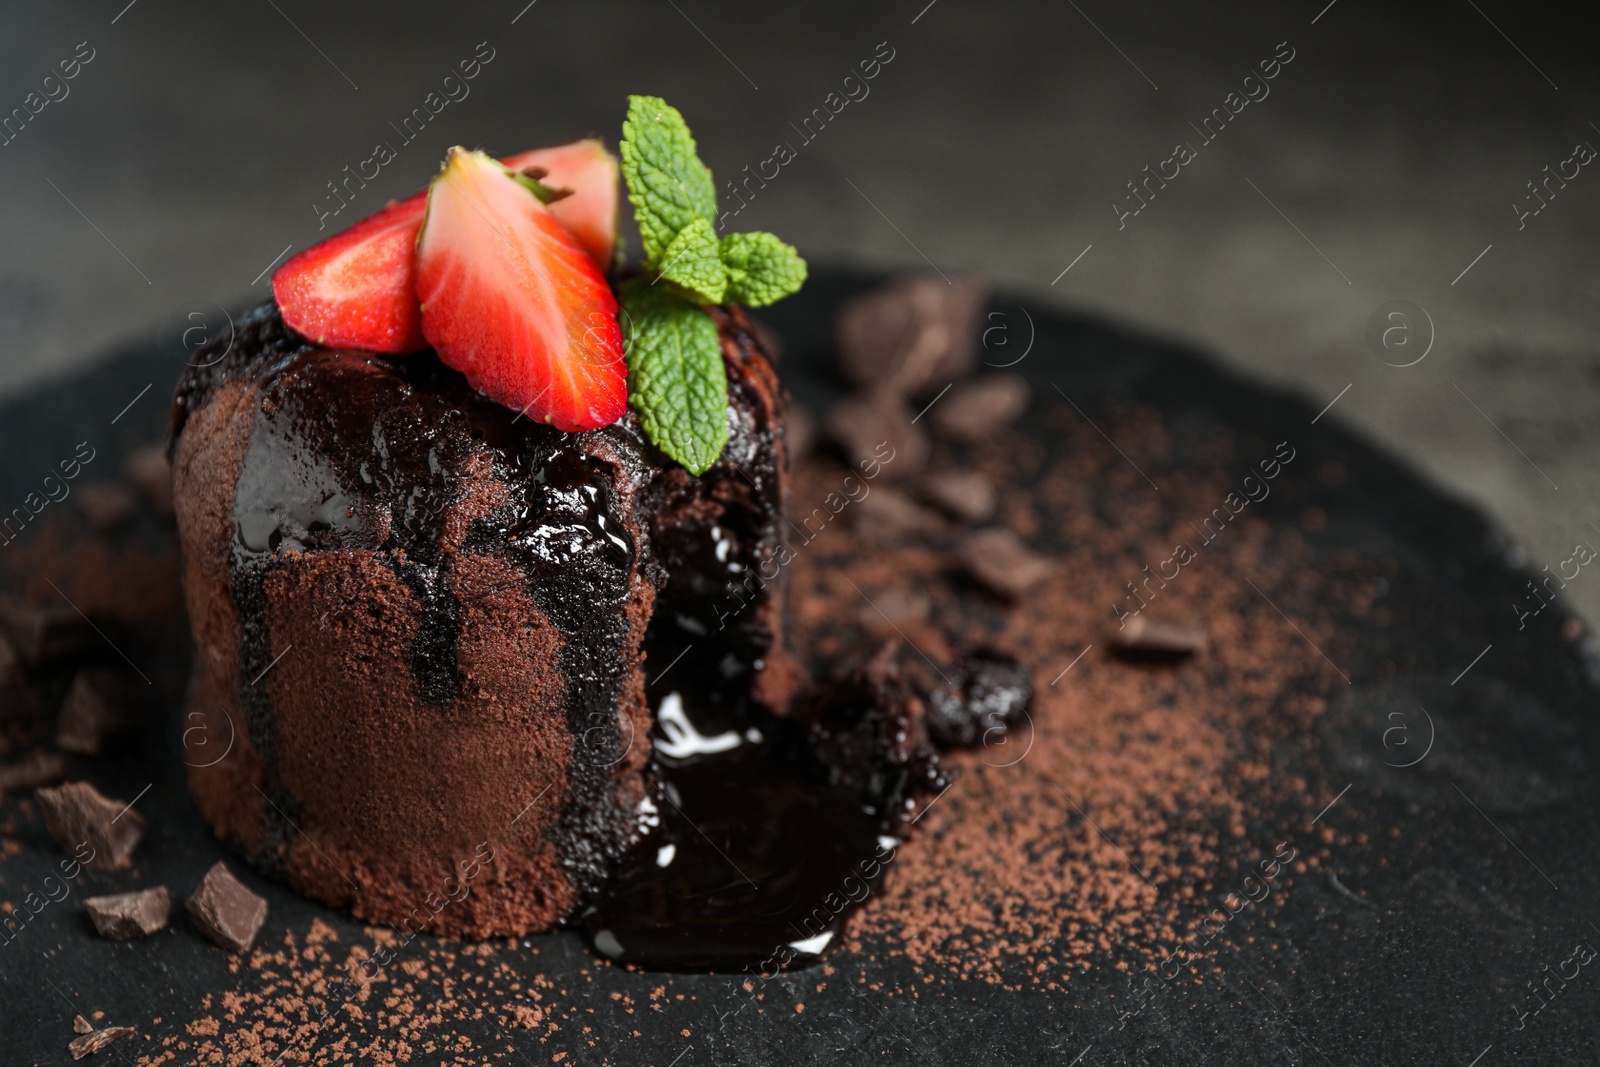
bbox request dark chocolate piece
[56,667,137,756]
[825,390,927,480]
[921,469,997,522]
[0,595,96,664]
[0,751,66,795]
[35,781,146,871]
[1111,615,1207,660]
[835,276,986,396]
[959,528,1055,600]
[84,886,171,939]
[851,486,938,543]
[186,861,267,953]
[931,374,1030,442]
[69,1025,136,1060]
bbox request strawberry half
[272,193,429,353]
[416,147,626,432]
[503,140,620,269]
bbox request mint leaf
[620,95,717,267]
[619,281,728,474]
[720,231,808,307]
[656,217,727,303]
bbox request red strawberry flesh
[502,140,620,269]
[415,147,626,432]
[271,194,428,353]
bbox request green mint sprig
[617,95,808,472]
[618,281,729,476]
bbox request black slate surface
[2,269,1598,1065]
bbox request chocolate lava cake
[167,99,1024,965]
[171,301,795,938]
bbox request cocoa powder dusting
[791,399,1358,988]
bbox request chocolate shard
[850,486,938,544]
[1111,615,1207,659]
[959,528,1055,601]
[125,444,174,517]
[84,886,171,939]
[56,667,138,756]
[69,1025,137,1060]
[35,781,146,871]
[0,751,67,796]
[835,276,986,396]
[825,390,927,480]
[920,470,997,522]
[186,861,267,953]
[930,375,1030,443]
[0,595,97,664]
[75,482,139,529]
[73,1015,94,1035]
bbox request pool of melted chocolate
[584,684,890,971]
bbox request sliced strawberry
[416,148,626,432]
[272,193,428,353]
[502,140,620,269]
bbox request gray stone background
[1,0,1596,619]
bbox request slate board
[2,269,1598,1066]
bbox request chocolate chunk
[0,751,67,795]
[835,276,986,396]
[69,1025,137,1060]
[851,487,938,543]
[186,861,268,953]
[921,470,997,522]
[959,528,1055,601]
[1111,615,1207,659]
[56,667,137,756]
[825,391,927,480]
[35,781,146,871]
[75,483,138,529]
[73,1015,93,1035]
[84,886,171,939]
[0,595,96,664]
[930,375,1030,442]
[125,444,173,517]
[921,652,1033,749]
